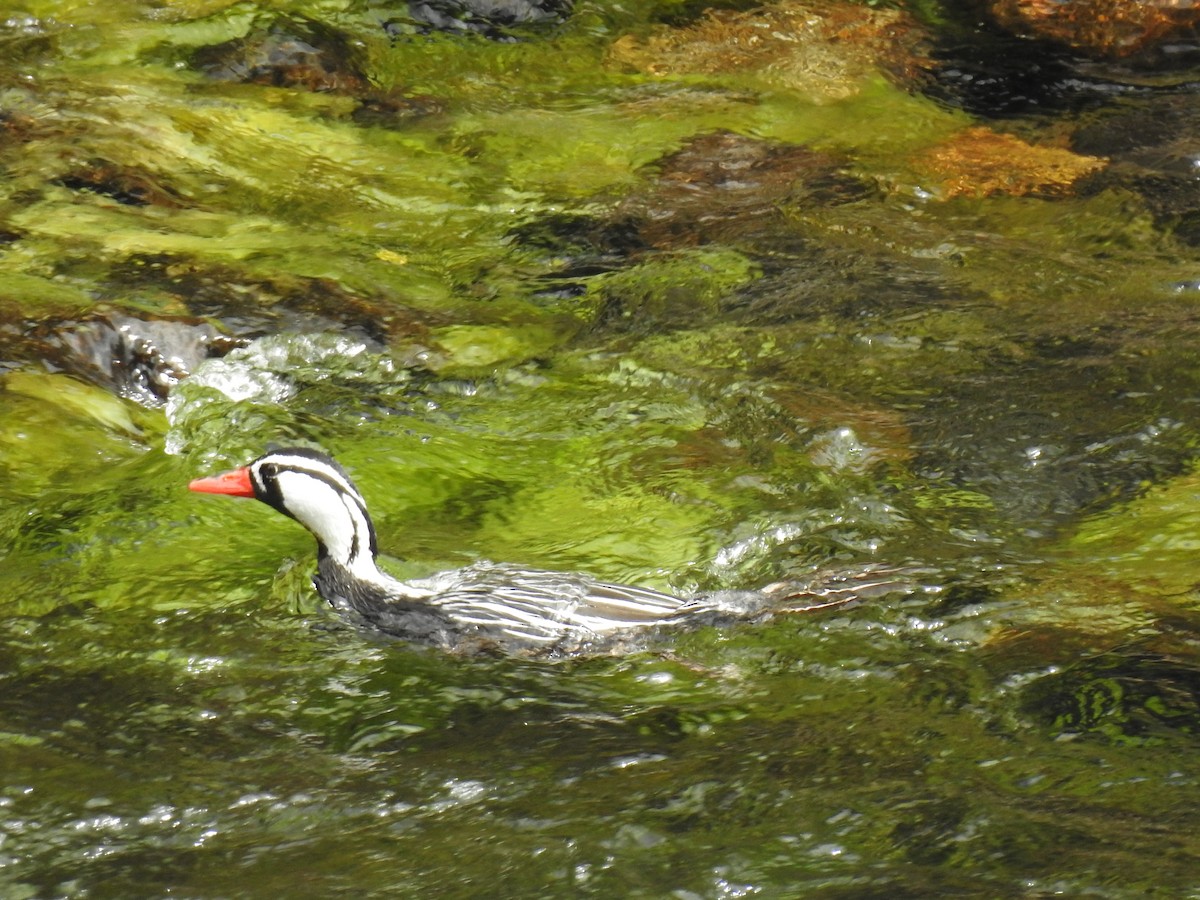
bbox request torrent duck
[189,448,907,655]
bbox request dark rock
[106,255,438,346]
[1019,641,1200,741]
[53,160,187,208]
[619,131,873,250]
[0,257,438,404]
[351,92,445,129]
[190,15,444,127]
[922,5,1200,118]
[509,133,877,310]
[193,17,370,93]
[383,0,572,39]
[30,315,240,406]
[509,212,648,291]
[1072,95,1200,244]
[927,38,1102,117]
[720,245,959,326]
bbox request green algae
[0,272,95,315]
[0,0,966,335]
[1066,467,1200,595]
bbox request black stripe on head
[249,448,378,558]
[255,446,358,486]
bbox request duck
[189,447,910,656]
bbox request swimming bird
[189,447,909,656]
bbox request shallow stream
[1,1,1199,896]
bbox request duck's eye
[260,463,278,479]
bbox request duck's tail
[761,563,929,613]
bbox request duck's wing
[415,561,687,644]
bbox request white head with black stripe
[189,447,381,581]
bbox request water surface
[2,1,1200,896]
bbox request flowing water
[1,0,1200,896]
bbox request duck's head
[189,448,379,575]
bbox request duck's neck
[316,539,387,587]
[313,551,466,649]
[285,481,383,585]
[309,520,434,609]
[315,547,396,612]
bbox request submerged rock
[1019,638,1200,743]
[1072,95,1200,244]
[619,130,873,249]
[511,131,871,271]
[53,160,188,209]
[107,256,435,346]
[32,316,239,407]
[385,0,573,39]
[926,20,1125,118]
[609,0,932,100]
[193,17,370,93]
[190,15,444,124]
[924,6,1200,118]
[912,127,1107,199]
[510,129,954,329]
[0,254,439,406]
[350,92,446,129]
[989,0,1200,61]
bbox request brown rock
[620,131,870,248]
[991,0,1200,59]
[54,160,187,208]
[913,127,1107,199]
[609,0,931,100]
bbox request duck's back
[418,561,690,644]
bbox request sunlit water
[2,1,1200,896]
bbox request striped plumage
[189,448,909,656]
